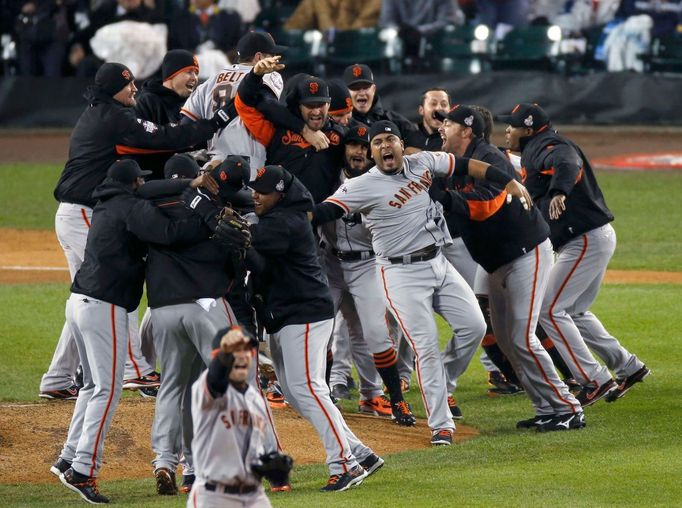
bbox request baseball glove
[251,452,293,488]
[213,207,252,250]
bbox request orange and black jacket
[442,137,550,274]
[54,87,217,208]
[520,128,613,250]
[236,71,346,204]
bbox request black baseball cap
[328,78,352,114]
[249,165,293,194]
[296,76,331,105]
[210,155,251,192]
[345,122,370,145]
[107,159,151,183]
[164,153,199,179]
[434,105,484,137]
[211,326,259,351]
[95,62,135,96]
[162,49,198,81]
[497,103,550,129]
[237,31,287,60]
[343,64,374,88]
[369,120,401,142]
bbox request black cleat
[605,366,651,403]
[391,400,417,426]
[516,415,554,429]
[536,411,586,432]
[430,429,453,446]
[487,371,524,395]
[448,395,463,420]
[359,453,384,476]
[50,458,72,477]
[320,465,368,492]
[39,384,79,400]
[576,379,617,407]
[60,468,109,504]
[331,383,351,400]
[179,473,195,494]
[154,467,178,495]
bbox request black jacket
[351,95,416,136]
[405,122,442,152]
[445,138,550,273]
[520,128,614,250]
[247,177,334,334]
[71,179,208,311]
[54,87,217,207]
[133,79,189,179]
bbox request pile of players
[43,30,650,506]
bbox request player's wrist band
[454,157,469,175]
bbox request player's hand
[254,56,285,76]
[504,180,533,210]
[302,125,329,151]
[190,172,219,195]
[220,328,251,354]
[549,193,566,220]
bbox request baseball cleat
[50,458,72,477]
[320,465,368,492]
[60,468,110,504]
[179,473,195,494]
[447,395,463,420]
[487,371,524,396]
[270,483,292,493]
[516,415,553,429]
[605,365,651,403]
[536,411,586,432]
[359,453,385,476]
[266,382,287,409]
[39,384,79,400]
[139,386,158,398]
[430,429,454,446]
[122,371,161,390]
[358,395,392,417]
[154,467,178,495]
[331,383,351,400]
[391,400,417,426]
[563,377,583,396]
[576,379,617,407]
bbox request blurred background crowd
[1,0,681,79]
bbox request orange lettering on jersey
[398,188,412,200]
[326,131,341,145]
[389,200,402,208]
[281,130,311,149]
[239,410,250,426]
[419,170,432,188]
[220,414,232,429]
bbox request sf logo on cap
[275,179,285,192]
[523,115,534,127]
[464,115,474,126]
[357,127,367,136]
[352,65,362,77]
[122,69,131,80]
[309,82,319,94]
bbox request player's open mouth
[350,155,364,165]
[356,97,368,107]
[382,151,395,164]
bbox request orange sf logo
[309,82,319,94]
[357,127,367,136]
[122,69,131,80]
[256,167,266,179]
[219,170,227,181]
[345,97,352,108]
[352,65,362,77]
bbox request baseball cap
[296,76,331,105]
[164,153,199,179]
[343,64,374,88]
[328,79,353,115]
[434,105,484,137]
[161,50,198,81]
[107,159,151,184]
[210,155,251,192]
[249,165,293,194]
[369,120,402,142]
[211,326,259,351]
[237,31,287,60]
[345,122,370,145]
[497,103,550,129]
[95,62,135,96]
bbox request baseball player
[313,121,532,445]
[501,103,650,405]
[188,326,293,507]
[42,61,232,401]
[52,160,216,504]
[223,165,384,491]
[320,123,416,425]
[435,105,585,431]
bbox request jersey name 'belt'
[205,482,258,495]
[388,245,439,265]
[331,248,375,262]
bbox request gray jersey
[324,151,455,258]
[319,175,373,252]
[181,64,283,174]
[191,370,277,485]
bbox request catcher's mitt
[251,452,293,488]
[213,207,252,250]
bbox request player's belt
[205,482,257,494]
[331,248,375,261]
[388,244,439,265]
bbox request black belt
[331,248,375,261]
[388,245,439,265]
[205,482,257,495]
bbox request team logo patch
[309,81,319,94]
[219,170,227,181]
[352,65,362,77]
[256,167,266,179]
[464,115,474,126]
[357,127,367,136]
[523,115,533,127]
[136,119,158,133]
[275,179,285,192]
[122,69,132,81]
[340,184,348,193]
[328,132,341,145]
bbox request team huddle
[42,30,650,506]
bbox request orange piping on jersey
[539,167,555,176]
[127,327,142,378]
[546,234,593,384]
[324,197,350,214]
[115,145,175,155]
[526,246,576,413]
[467,190,508,221]
[180,108,199,121]
[234,93,275,146]
[157,201,182,207]
[447,153,455,177]
[575,166,583,183]
[80,208,91,228]
[380,266,431,419]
